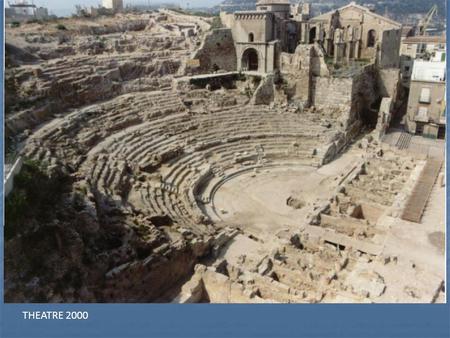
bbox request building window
[417,106,428,119]
[367,29,376,47]
[249,33,254,42]
[419,88,431,103]
[416,43,426,54]
[438,126,445,139]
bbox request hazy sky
[10,0,222,16]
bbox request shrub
[26,18,43,24]
[4,159,70,240]
[210,16,223,30]
[324,56,334,65]
[4,190,27,239]
[10,21,20,28]
[56,24,67,30]
[245,86,253,98]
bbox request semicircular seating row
[23,90,338,230]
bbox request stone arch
[309,27,316,44]
[328,29,335,55]
[367,29,376,47]
[241,48,259,71]
[249,33,254,42]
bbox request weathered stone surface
[191,28,237,74]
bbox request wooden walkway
[401,159,443,223]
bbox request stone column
[354,40,360,59]
[346,42,351,62]
[302,23,308,44]
[333,43,339,63]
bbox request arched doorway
[309,27,316,44]
[367,29,376,47]
[242,48,259,71]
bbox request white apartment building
[405,57,446,139]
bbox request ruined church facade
[220,1,402,73]
[304,3,402,67]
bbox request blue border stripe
[446,0,449,306]
[2,304,450,338]
[2,0,6,317]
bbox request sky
[8,0,222,16]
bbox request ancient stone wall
[378,29,401,69]
[310,44,330,77]
[350,64,380,127]
[374,97,393,139]
[191,29,237,74]
[377,68,400,100]
[175,265,265,303]
[312,56,377,110]
[280,43,328,106]
[102,242,210,302]
[281,50,381,164]
[280,46,311,105]
[251,75,274,105]
[312,77,353,106]
[351,65,378,107]
[219,12,235,29]
[311,65,380,163]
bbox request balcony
[414,115,429,123]
[415,106,429,123]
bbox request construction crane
[418,4,438,36]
